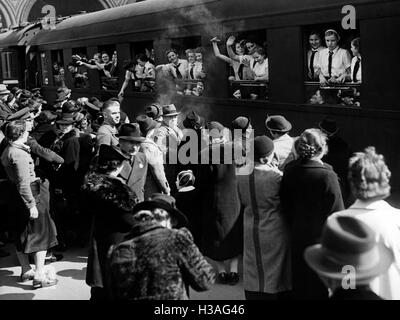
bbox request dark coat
[119,152,148,202]
[331,287,384,300]
[280,159,344,299]
[107,221,215,300]
[81,172,137,290]
[199,142,242,261]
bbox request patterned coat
[81,172,137,290]
[107,222,215,300]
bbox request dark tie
[310,50,317,79]
[190,64,195,79]
[174,64,182,79]
[328,51,333,78]
[353,57,360,82]
[238,64,244,80]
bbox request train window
[97,44,118,91]
[303,24,361,107]
[126,41,156,93]
[70,47,89,89]
[51,49,65,87]
[211,30,268,100]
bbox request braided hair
[296,128,328,160]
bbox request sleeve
[144,144,170,194]
[11,152,36,209]
[325,171,345,216]
[124,70,131,81]
[176,228,216,291]
[343,49,352,70]
[27,137,64,164]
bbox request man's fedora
[319,118,338,136]
[231,116,251,131]
[136,115,158,134]
[55,91,69,102]
[132,193,188,228]
[162,104,180,117]
[98,144,129,164]
[56,112,75,125]
[119,123,146,143]
[62,101,81,114]
[304,216,394,285]
[85,97,103,111]
[265,115,292,133]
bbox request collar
[328,46,340,54]
[273,133,291,142]
[128,220,165,238]
[10,141,31,153]
[349,199,390,210]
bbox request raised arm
[211,38,232,64]
[226,36,241,62]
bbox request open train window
[303,24,360,107]
[211,29,268,100]
[97,44,118,91]
[126,41,156,93]
[51,49,65,87]
[69,47,89,89]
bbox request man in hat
[304,215,392,300]
[107,193,215,300]
[53,87,72,111]
[118,123,148,202]
[0,84,12,124]
[145,103,163,126]
[319,117,353,206]
[152,104,183,193]
[136,115,170,198]
[265,115,295,170]
[31,110,58,142]
[96,100,120,148]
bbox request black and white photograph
[0,0,399,309]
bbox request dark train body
[1,0,400,197]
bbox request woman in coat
[280,128,344,299]
[238,136,291,300]
[81,144,137,300]
[107,193,215,300]
[330,147,400,300]
[0,120,58,288]
[199,121,242,285]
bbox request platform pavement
[0,244,244,300]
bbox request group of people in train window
[50,29,360,104]
[307,29,361,84]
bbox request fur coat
[107,221,215,300]
[81,172,137,289]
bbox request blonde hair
[348,147,391,201]
[296,128,328,160]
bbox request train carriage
[1,0,400,198]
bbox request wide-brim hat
[231,116,251,130]
[56,113,75,125]
[136,115,159,134]
[183,110,203,130]
[304,216,394,285]
[162,104,180,117]
[62,101,81,114]
[265,115,292,133]
[85,98,103,111]
[119,123,146,143]
[98,144,129,163]
[132,194,188,228]
[319,118,338,136]
[35,110,58,124]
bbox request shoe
[218,272,228,284]
[45,253,63,263]
[32,278,58,289]
[20,269,35,282]
[227,272,239,285]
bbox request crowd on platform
[0,80,399,301]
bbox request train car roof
[0,23,42,48]
[29,0,222,46]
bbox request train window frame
[302,23,361,107]
[220,29,269,101]
[1,51,18,80]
